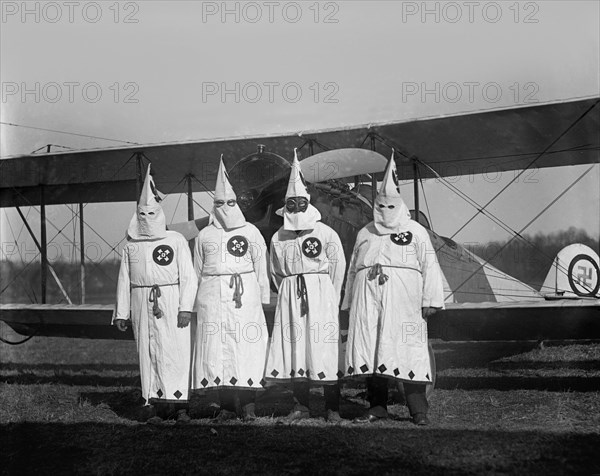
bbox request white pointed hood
[276,149,321,231]
[373,150,411,235]
[209,156,246,230]
[127,164,167,240]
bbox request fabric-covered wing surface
[1,97,598,207]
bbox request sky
[1,0,599,265]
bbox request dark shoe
[138,404,156,422]
[353,404,389,423]
[242,403,258,421]
[412,413,430,426]
[353,413,383,424]
[243,411,257,422]
[282,408,310,423]
[326,410,343,423]
[213,409,238,422]
[146,416,163,425]
[176,409,191,424]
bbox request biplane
[1,96,599,353]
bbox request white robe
[342,221,444,384]
[192,222,270,391]
[266,221,346,384]
[114,230,197,403]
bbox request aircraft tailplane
[540,244,600,298]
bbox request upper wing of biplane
[1,96,598,208]
[1,97,599,343]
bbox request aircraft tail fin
[540,244,600,298]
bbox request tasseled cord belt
[359,263,421,285]
[284,272,328,317]
[203,270,254,309]
[131,282,178,319]
[367,263,389,285]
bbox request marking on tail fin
[567,254,600,297]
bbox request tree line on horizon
[0,227,597,304]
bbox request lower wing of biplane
[1,97,599,343]
[1,239,598,342]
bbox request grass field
[1,329,600,475]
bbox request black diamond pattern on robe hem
[378,364,387,373]
[393,368,400,376]
[290,370,295,377]
[297,369,305,376]
[408,371,415,380]
[318,372,326,380]
[190,379,268,391]
[174,390,182,399]
[271,369,279,377]
[336,370,344,379]
[156,389,163,398]
[426,374,430,381]
[360,364,369,373]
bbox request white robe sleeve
[418,230,445,309]
[177,235,198,313]
[340,238,358,311]
[251,228,271,304]
[113,246,131,323]
[193,234,204,279]
[325,228,346,306]
[269,240,284,292]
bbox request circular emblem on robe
[227,236,248,257]
[302,237,322,258]
[153,245,174,266]
[391,231,413,246]
[567,254,600,297]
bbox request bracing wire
[446,165,597,299]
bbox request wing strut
[186,174,194,256]
[79,202,86,304]
[15,206,73,304]
[413,158,419,221]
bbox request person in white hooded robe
[342,151,444,426]
[266,149,346,422]
[114,165,198,423]
[192,157,270,421]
